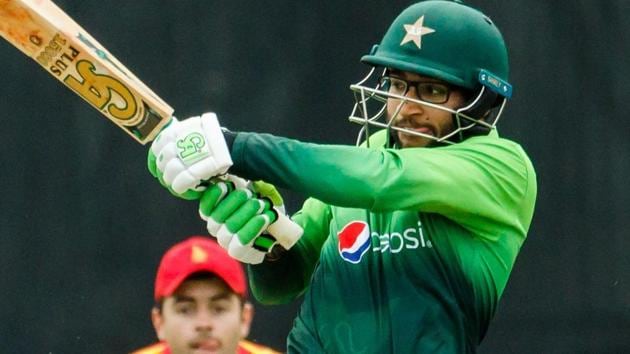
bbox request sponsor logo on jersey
[338,221,371,264]
[338,221,433,263]
[372,221,432,253]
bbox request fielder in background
[131,236,279,354]
[147,0,538,352]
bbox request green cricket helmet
[349,0,512,146]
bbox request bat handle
[268,208,303,249]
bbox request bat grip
[268,208,304,249]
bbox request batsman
[148,0,537,352]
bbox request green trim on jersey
[235,129,537,352]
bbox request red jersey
[131,340,281,354]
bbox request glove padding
[199,177,303,264]
[148,113,232,196]
[148,148,204,200]
[199,182,277,264]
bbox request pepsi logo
[338,221,371,264]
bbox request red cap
[154,236,247,301]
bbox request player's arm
[227,131,536,238]
[149,114,535,239]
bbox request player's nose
[194,311,216,331]
[400,89,425,115]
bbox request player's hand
[198,177,303,264]
[148,122,205,200]
[148,113,233,196]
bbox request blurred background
[0,0,628,353]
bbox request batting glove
[198,176,303,264]
[148,113,233,196]
[148,120,205,200]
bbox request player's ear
[151,306,166,340]
[240,301,254,339]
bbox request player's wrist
[221,127,238,154]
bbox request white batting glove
[150,113,233,195]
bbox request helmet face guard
[349,0,512,146]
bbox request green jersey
[230,129,537,353]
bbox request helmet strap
[453,87,502,141]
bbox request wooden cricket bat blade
[0,0,173,144]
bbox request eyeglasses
[378,76,451,104]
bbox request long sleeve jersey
[229,129,537,353]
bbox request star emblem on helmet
[400,15,435,49]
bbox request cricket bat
[0,0,171,144]
[0,0,303,249]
